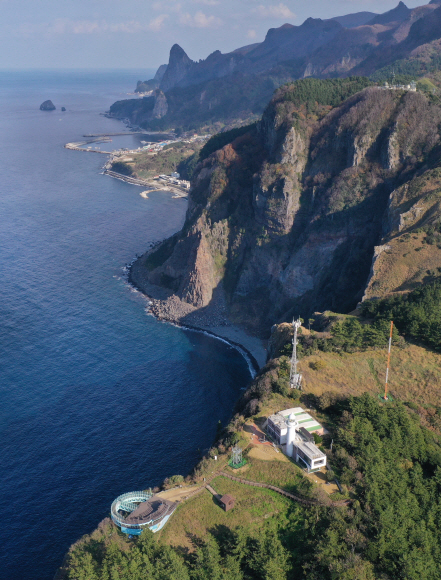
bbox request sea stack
[40,100,56,111]
[61,107,66,112]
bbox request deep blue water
[0,70,252,580]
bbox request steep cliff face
[108,89,168,124]
[160,44,195,92]
[139,81,441,335]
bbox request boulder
[40,100,56,111]
[61,107,66,112]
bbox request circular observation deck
[111,490,177,533]
[111,491,153,530]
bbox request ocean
[0,70,252,579]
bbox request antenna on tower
[289,318,302,389]
[383,320,394,401]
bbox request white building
[267,407,327,472]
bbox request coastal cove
[0,70,253,580]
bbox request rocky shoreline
[128,251,267,371]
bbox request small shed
[219,494,235,512]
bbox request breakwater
[103,170,188,198]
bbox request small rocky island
[40,100,56,111]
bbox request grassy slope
[364,167,441,300]
[157,476,294,551]
[297,343,441,407]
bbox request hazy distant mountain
[110,1,441,132]
[330,12,378,28]
[367,1,411,25]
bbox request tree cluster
[66,519,292,580]
[361,281,441,350]
[199,123,257,162]
[66,394,441,580]
[278,77,373,112]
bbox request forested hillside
[61,393,441,580]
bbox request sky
[0,0,427,70]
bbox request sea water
[0,70,252,580]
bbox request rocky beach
[129,251,267,370]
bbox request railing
[110,491,177,530]
[110,491,153,527]
[218,471,350,507]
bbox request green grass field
[157,475,295,550]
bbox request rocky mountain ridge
[108,1,441,132]
[132,79,441,336]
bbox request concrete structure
[266,407,326,472]
[219,494,235,512]
[267,407,323,444]
[285,412,298,458]
[292,439,326,472]
[298,426,314,443]
[382,80,417,92]
[111,491,177,535]
[158,174,191,190]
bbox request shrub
[309,360,327,371]
[326,469,336,482]
[313,432,323,445]
[163,474,184,488]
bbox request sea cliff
[130,78,441,337]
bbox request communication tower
[383,321,394,401]
[290,318,303,389]
[232,445,243,466]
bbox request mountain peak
[169,44,191,61]
[367,1,410,25]
[160,45,195,92]
[302,17,323,26]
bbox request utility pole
[290,318,303,389]
[383,321,393,401]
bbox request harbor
[64,130,204,199]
